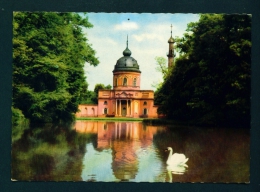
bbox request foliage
[155,56,168,78]
[79,90,96,104]
[13,12,99,123]
[12,107,29,142]
[156,14,251,127]
[91,83,112,104]
[12,107,25,127]
[152,56,167,90]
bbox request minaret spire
[167,24,174,68]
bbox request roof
[113,38,141,73]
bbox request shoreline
[75,117,250,129]
[76,117,145,122]
[76,117,182,125]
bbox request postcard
[12,12,250,183]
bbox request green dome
[113,37,141,73]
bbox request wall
[76,104,98,117]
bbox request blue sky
[83,13,200,91]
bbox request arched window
[123,77,127,86]
[104,108,108,114]
[144,108,148,115]
[144,101,147,105]
[133,78,136,86]
[104,101,107,105]
[115,78,117,86]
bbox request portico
[115,99,133,117]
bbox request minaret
[167,24,174,68]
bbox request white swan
[167,164,187,175]
[166,147,189,167]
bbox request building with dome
[76,29,174,118]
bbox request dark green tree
[105,84,112,90]
[157,14,251,127]
[13,12,99,123]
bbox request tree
[105,84,112,90]
[157,14,251,127]
[13,12,99,123]
[155,56,168,78]
[152,56,167,90]
[91,83,112,104]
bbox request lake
[11,120,250,182]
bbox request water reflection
[11,123,95,181]
[12,121,250,182]
[75,121,167,182]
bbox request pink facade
[76,89,159,118]
[97,89,158,118]
[76,104,98,117]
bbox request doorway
[122,107,126,117]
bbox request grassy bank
[76,117,144,122]
[76,117,189,124]
[76,117,190,126]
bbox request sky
[82,13,200,91]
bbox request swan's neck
[168,149,173,160]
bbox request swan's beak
[164,148,168,152]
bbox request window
[104,101,107,105]
[104,108,108,114]
[144,108,148,115]
[123,77,127,86]
[133,78,136,86]
[144,101,147,105]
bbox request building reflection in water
[74,121,166,181]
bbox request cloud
[131,23,180,42]
[133,33,162,42]
[114,21,139,31]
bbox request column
[126,99,129,116]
